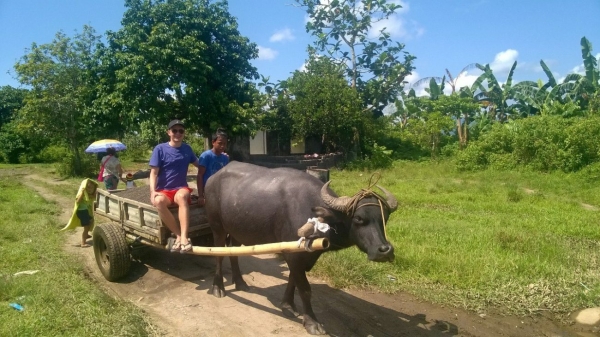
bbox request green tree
[431,95,479,149]
[286,53,367,153]
[0,86,28,129]
[14,26,103,174]
[296,0,415,117]
[256,77,294,155]
[97,0,260,137]
[403,111,454,158]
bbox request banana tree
[423,76,446,100]
[553,37,599,110]
[471,61,518,122]
[413,65,479,95]
[511,60,558,115]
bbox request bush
[41,146,97,178]
[345,143,394,170]
[455,116,600,173]
[186,133,207,155]
[38,145,69,163]
[119,133,150,162]
[454,144,488,171]
[0,126,26,164]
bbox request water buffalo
[204,161,398,335]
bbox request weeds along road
[18,171,591,337]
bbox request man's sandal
[180,239,192,254]
[170,239,181,252]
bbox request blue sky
[1,0,599,96]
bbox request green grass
[313,160,600,319]
[0,174,156,336]
[3,160,599,326]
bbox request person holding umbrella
[99,147,126,190]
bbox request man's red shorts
[156,187,192,205]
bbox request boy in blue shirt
[197,129,229,207]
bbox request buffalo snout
[369,244,395,262]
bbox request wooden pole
[188,238,329,256]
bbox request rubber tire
[93,223,131,281]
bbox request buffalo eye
[353,216,364,225]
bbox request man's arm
[149,166,159,207]
[196,164,206,206]
[116,163,126,183]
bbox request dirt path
[20,173,597,337]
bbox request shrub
[454,144,488,171]
[346,143,394,170]
[55,150,97,178]
[119,133,150,162]
[455,116,600,173]
[0,125,26,164]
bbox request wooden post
[306,166,330,183]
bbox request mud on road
[20,172,596,337]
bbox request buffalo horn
[376,185,398,212]
[321,181,352,212]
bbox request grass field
[0,166,156,336]
[314,160,600,319]
[1,160,599,331]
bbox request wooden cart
[92,188,212,281]
[92,188,328,282]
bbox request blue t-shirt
[199,150,229,186]
[149,142,198,190]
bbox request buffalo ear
[312,206,341,223]
[312,206,333,218]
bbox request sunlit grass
[313,160,600,318]
[0,175,157,336]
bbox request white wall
[249,130,267,155]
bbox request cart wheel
[93,223,131,281]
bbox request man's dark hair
[106,147,116,155]
[212,128,228,142]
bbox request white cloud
[447,73,479,94]
[404,70,480,97]
[258,46,278,61]
[571,52,600,75]
[489,49,518,74]
[370,16,406,39]
[270,28,295,43]
[404,71,428,97]
[571,64,586,75]
[404,71,420,85]
[368,1,423,40]
[308,0,422,40]
[298,62,308,72]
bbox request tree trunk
[463,114,468,147]
[456,118,464,149]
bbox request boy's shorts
[156,187,193,205]
[76,210,92,226]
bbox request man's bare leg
[154,194,181,240]
[174,189,191,244]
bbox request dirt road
[21,173,596,337]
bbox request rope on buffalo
[342,173,390,239]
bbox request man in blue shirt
[149,119,201,253]
[197,129,229,207]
